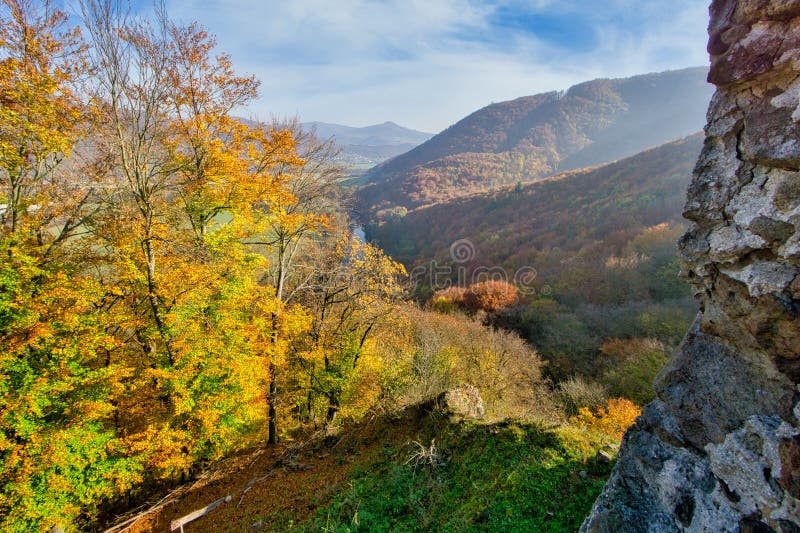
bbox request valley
[358,67,712,216]
[7,1,797,532]
[105,71,710,530]
[300,121,434,177]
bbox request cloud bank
[144,0,709,132]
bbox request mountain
[301,121,433,146]
[359,68,712,214]
[368,132,703,283]
[300,121,434,172]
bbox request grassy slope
[124,409,615,532]
[305,421,613,532]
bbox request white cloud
[161,0,710,132]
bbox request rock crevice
[582,1,800,530]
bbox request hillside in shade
[359,68,712,214]
[368,133,703,272]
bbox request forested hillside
[370,133,703,269]
[359,68,711,214]
[369,133,703,388]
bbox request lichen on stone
[582,1,800,530]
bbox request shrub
[557,376,608,417]
[374,306,557,421]
[463,280,519,313]
[570,398,642,441]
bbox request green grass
[299,420,613,532]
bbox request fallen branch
[236,471,277,508]
[170,495,232,532]
[102,467,223,533]
[102,491,180,533]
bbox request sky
[100,0,710,133]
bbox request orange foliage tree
[464,280,519,312]
[430,281,519,314]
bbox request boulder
[436,385,486,420]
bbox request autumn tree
[0,246,140,532]
[242,120,342,442]
[258,120,341,303]
[0,3,139,531]
[0,0,90,249]
[82,0,178,364]
[164,23,304,241]
[570,398,641,441]
[162,22,309,448]
[80,0,306,473]
[293,236,406,424]
[430,281,519,314]
[464,280,519,313]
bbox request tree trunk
[144,234,174,365]
[267,363,278,444]
[326,394,339,424]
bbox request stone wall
[581,1,800,531]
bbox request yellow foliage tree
[0,0,89,247]
[293,236,407,425]
[81,2,313,473]
[570,398,642,441]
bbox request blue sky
[89,0,711,132]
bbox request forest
[369,134,703,387]
[0,1,412,529]
[1,1,682,531]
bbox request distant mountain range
[301,121,433,146]
[359,67,713,215]
[300,121,434,171]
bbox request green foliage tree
[0,243,139,532]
